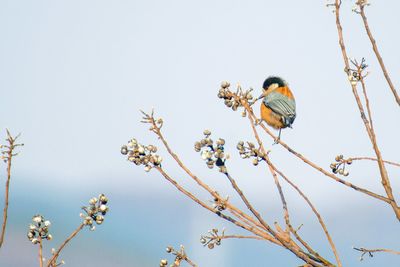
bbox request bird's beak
[257,92,265,101]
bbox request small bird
[259,76,296,142]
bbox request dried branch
[39,236,44,267]
[242,101,340,267]
[357,2,400,106]
[219,86,389,204]
[154,166,274,243]
[353,246,400,261]
[0,129,23,248]
[46,223,84,267]
[125,111,334,266]
[349,157,400,167]
[333,0,400,220]
[46,194,109,267]
[162,245,197,267]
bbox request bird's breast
[260,103,286,129]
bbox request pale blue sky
[0,0,399,266]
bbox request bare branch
[358,4,400,106]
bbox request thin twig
[0,130,22,248]
[334,0,400,220]
[143,112,279,235]
[154,166,277,244]
[184,256,197,267]
[224,172,273,234]
[349,157,400,167]
[359,5,400,106]
[46,223,85,267]
[244,102,339,267]
[354,246,400,260]
[220,234,264,241]
[268,161,341,267]
[223,90,390,204]
[39,237,43,267]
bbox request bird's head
[258,76,287,100]
[263,76,286,91]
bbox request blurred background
[0,0,399,266]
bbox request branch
[39,236,43,267]
[358,4,400,106]
[0,130,23,248]
[46,223,84,267]
[333,0,400,220]
[154,166,276,244]
[349,157,400,167]
[354,246,400,261]
[244,101,340,267]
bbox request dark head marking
[263,76,286,90]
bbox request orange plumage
[260,77,296,141]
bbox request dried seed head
[120,145,128,155]
[221,81,230,89]
[203,129,211,136]
[99,194,108,204]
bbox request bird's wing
[263,90,296,125]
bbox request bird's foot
[272,137,280,145]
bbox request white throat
[268,83,280,91]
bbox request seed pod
[221,81,230,89]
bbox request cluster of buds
[217,81,255,116]
[160,245,189,267]
[347,58,368,85]
[211,194,229,212]
[353,0,370,12]
[330,155,352,176]
[194,130,229,173]
[27,215,52,244]
[200,228,225,249]
[236,141,266,166]
[80,194,109,231]
[121,138,162,172]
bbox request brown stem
[268,161,341,267]
[0,149,12,248]
[0,130,21,248]
[146,115,275,233]
[224,172,273,234]
[184,256,197,267]
[154,167,277,244]
[359,5,400,106]
[354,246,400,256]
[46,223,85,267]
[334,0,400,220]
[39,237,43,267]
[221,234,264,241]
[245,103,338,267]
[349,157,400,167]
[225,94,390,204]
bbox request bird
[258,76,296,143]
